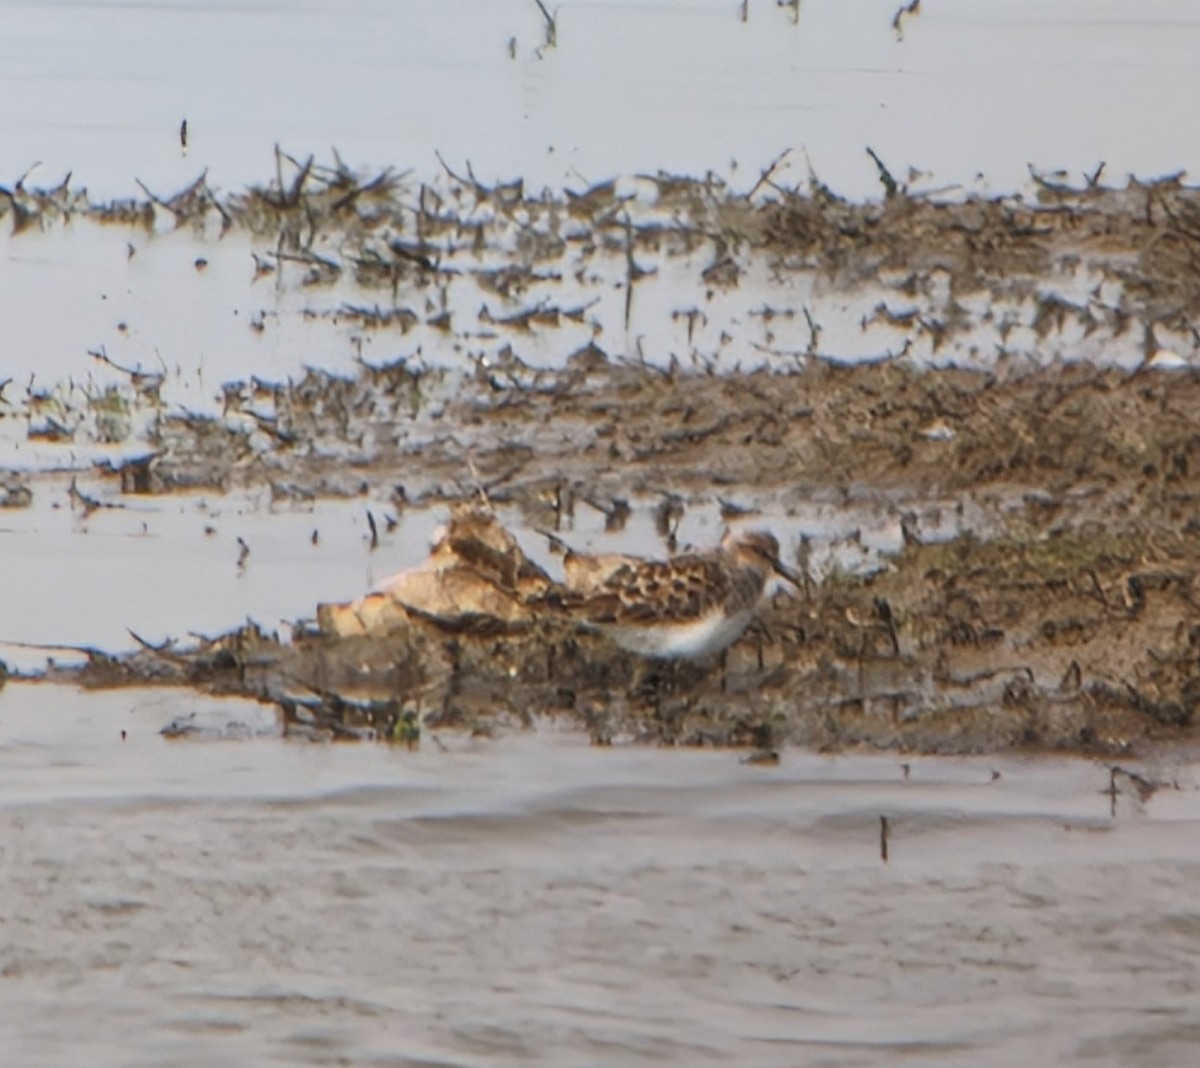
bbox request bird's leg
[629,656,657,706]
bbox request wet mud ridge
[39,356,1200,758]
[50,461,1200,756]
[9,161,1200,754]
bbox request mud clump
[117,357,1200,524]
[55,497,1200,757]
[30,341,1200,757]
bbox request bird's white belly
[600,609,754,660]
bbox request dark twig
[88,346,165,388]
[866,147,899,199]
[748,148,792,198]
[532,0,557,46]
[892,0,920,38]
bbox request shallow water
[0,475,436,671]
[3,0,1199,201]
[0,470,979,674]
[0,682,1197,1066]
[5,1,1198,426]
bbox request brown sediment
[134,355,1200,551]
[13,161,1200,753]
[41,367,1200,756]
[51,496,1200,756]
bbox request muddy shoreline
[7,165,1200,755]
[13,355,1200,759]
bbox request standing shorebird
[571,530,799,659]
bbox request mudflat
[6,166,1200,754]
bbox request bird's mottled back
[585,553,735,625]
[566,528,790,658]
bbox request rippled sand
[0,684,1196,1066]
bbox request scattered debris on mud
[37,476,1200,757]
[9,156,1200,755]
[121,354,1200,521]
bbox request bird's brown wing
[584,555,731,624]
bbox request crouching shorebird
[570,530,801,660]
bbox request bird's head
[723,529,803,587]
